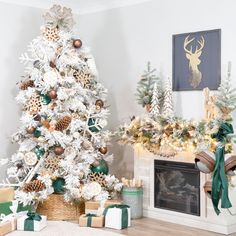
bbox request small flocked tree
[162,78,174,118]
[136,62,161,111]
[0,5,122,205]
[150,83,160,118]
[216,65,236,117]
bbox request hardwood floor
[105,217,235,236]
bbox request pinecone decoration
[23,94,42,114]
[44,155,61,173]
[43,25,59,42]
[55,116,72,131]
[23,180,46,193]
[89,173,106,187]
[73,65,91,87]
[20,80,34,90]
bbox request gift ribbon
[24,212,42,231]
[211,122,233,215]
[85,213,96,227]
[103,204,130,229]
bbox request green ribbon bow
[211,122,234,215]
[85,213,96,227]
[103,204,130,229]
[24,212,42,231]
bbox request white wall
[1,0,236,180]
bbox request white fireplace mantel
[134,145,236,235]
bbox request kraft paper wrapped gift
[104,205,131,230]
[0,218,16,236]
[85,200,122,215]
[79,214,104,228]
[0,188,14,203]
[17,212,47,232]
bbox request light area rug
[8,221,121,236]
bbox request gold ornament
[24,94,42,114]
[54,146,64,155]
[23,180,46,193]
[20,80,34,90]
[98,147,108,155]
[43,25,59,42]
[48,90,57,99]
[26,127,36,134]
[73,39,82,48]
[73,65,91,87]
[89,173,106,187]
[55,116,72,131]
[44,155,61,173]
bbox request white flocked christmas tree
[0,5,122,205]
[150,82,160,118]
[162,78,174,118]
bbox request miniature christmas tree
[162,78,174,118]
[216,62,236,118]
[0,5,122,205]
[150,83,160,118]
[136,62,161,111]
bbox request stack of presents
[0,187,133,235]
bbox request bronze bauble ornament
[95,99,104,109]
[73,39,82,48]
[26,127,36,134]
[98,147,108,155]
[54,146,65,155]
[48,90,57,99]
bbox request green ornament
[52,178,65,194]
[34,146,45,159]
[33,128,41,138]
[91,159,109,175]
[41,94,51,105]
[88,118,102,133]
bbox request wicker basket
[36,194,85,220]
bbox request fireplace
[154,160,200,216]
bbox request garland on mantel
[117,63,236,156]
[117,115,234,156]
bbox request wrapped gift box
[0,218,16,236]
[79,214,104,228]
[0,201,32,216]
[0,188,14,203]
[17,213,47,232]
[85,200,122,215]
[104,205,131,230]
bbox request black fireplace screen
[154,160,200,216]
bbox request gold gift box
[0,219,16,236]
[85,200,122,211]
[79,214,104,228]
[0,188,14,203]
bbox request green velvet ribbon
[211,122,234,215]
[103,204,130,229]
[24,212,42,231]
[85,213,96,227]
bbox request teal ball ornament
[34,146,45,159]
[91,159,109,175]
[41,94,51,105]
[52,178,65,194]
[33,128,41,138]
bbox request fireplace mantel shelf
[134,146,236,235]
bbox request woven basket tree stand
[36,194,85,220]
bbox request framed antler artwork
[172,29,221,91]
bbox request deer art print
[184,35,205,88]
